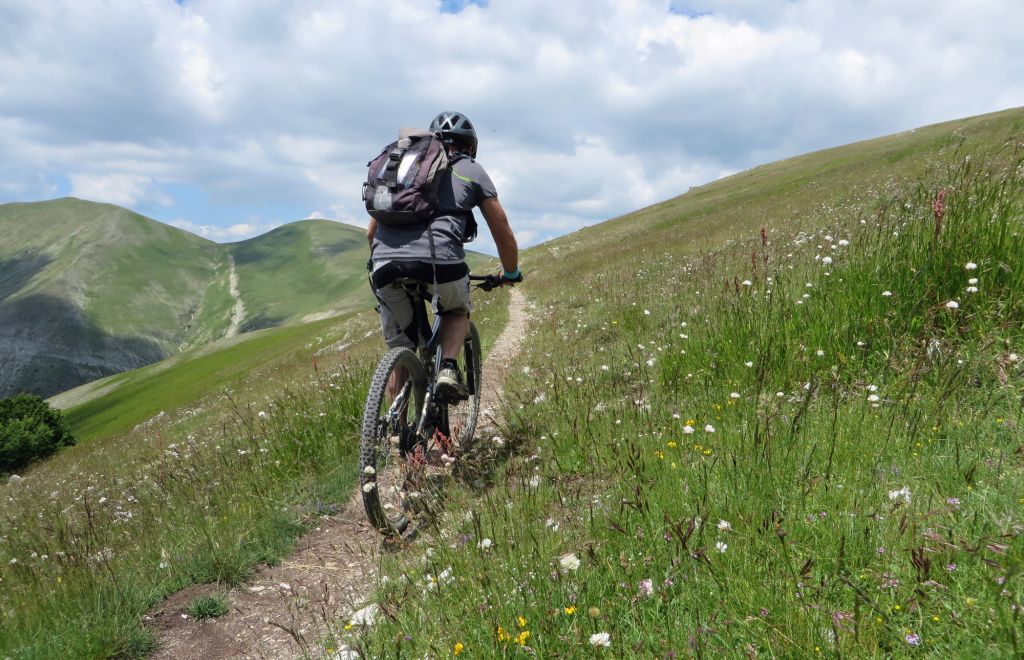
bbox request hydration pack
[363,128,448,227]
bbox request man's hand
[501,268,523,284]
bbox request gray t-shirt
[371,155,497,264]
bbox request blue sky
[2,0,1023,254]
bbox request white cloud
[166,217,280,242]
[1,0,1022,249]
[68,174,171,208]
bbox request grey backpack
[363,128,449,227]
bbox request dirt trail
[148,288,530,659]
[225,255,246,339]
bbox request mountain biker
[366,111,522,399]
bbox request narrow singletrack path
[149,288,531,659]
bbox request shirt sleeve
[474,163,498,202]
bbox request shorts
[372,260,472,349]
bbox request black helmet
[430,111,478,158]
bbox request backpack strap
[381,147,403,189]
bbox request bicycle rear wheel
[444,320,482,456]
[359,347,426,537]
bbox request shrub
[0,394,76,473]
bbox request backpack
[363,129,478,243]
[363,128,448,228]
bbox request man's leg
[439,313,469,360]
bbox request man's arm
[366,217,378,249]
[479,197,518,274]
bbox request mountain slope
[0,198,494,398]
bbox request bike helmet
[429,111,478,158]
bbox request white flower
[744,361,754,368]
[257,411,268,419]
[682,425,695,434]
[478,538,493,550]
[644,309,651,315]
[968,277,978,285]
[704,424,715,433]
[730,392,740,399]
[589,632,611,647]
[742,279,753,286]
[882,291,893,297]
[363,465,376,475]
[816,349,825,357]
[888,486,912,503]
[821,256,833,265]
[528,475,542,489]
[362,483,376,493]
[867,384,878,392]
[838,239,849,246]
[867,394,880,403]
[717,520,732,531]
[1009,353,1020,362]
[559,553,581,571]
[600,365,609,371]
[715,541,728,553]
[966,286,978,293]
[965,262,978,270]
[945,300,960,309]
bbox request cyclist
[367,111,522,399]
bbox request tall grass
[349,146,1023,656]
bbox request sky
[1,1,1022,255]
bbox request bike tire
[359,347,426,538]
[446,320,482,455]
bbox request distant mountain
[0,199,395,398]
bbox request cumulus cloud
[1,0,1022,249]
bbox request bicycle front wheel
[359,347,426,538]
[445,320,482,455]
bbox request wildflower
[363,465,376,475]
[816,349,825,357]
[968,277,979,284]
[730,392,740,399]
[704,424,715,433]
[682,425,695,434]
[888,486,911,503]
[868,394,880,403]
[715,541,728,553]
[563,606,576,615]
[966,286,978,293]
[867,384,878,391]
[454,641,465,655]
[744,361,754,367]
[717,520,732,531]
[877,547,887,555]
[516,630,530,646]
[362,483,375,493]
[589,632,611,647]
[528,475,542,488]
[559,553,581,571]
[497,626,512,643]
[947,563,957,572]
[945,300,959,309]
[821,256,833,265]
[478,538,493,550]
[838,239,849,246]
[947,497,960,506]
[588,606,601,617]
[965,262,978,270]
[905,633,921,646]
[882,291,893,297]
[638,579,654,596]
[257,411,268,419]
[517,615,527,628]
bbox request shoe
[435,359,469,401]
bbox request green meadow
[2,107,1023,658]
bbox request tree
[0,394,76,474]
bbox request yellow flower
[932,615,940,622]
[965,597,977,607]
[686,419,695,425]
[893,605,901,611]
[516,630,531,646]
[656,450,665,459]
[454,641,465,655]
[517,616,527,628]
[667,441,677,448]
[703,449,712,455]
[344,623,353,631]
[564,606,577,615]
[497,626,512,643]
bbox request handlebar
[469,273,516,291]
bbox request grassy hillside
[2,198,489,398]
[353,108,1024,657]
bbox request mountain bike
[359,273,508,538]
